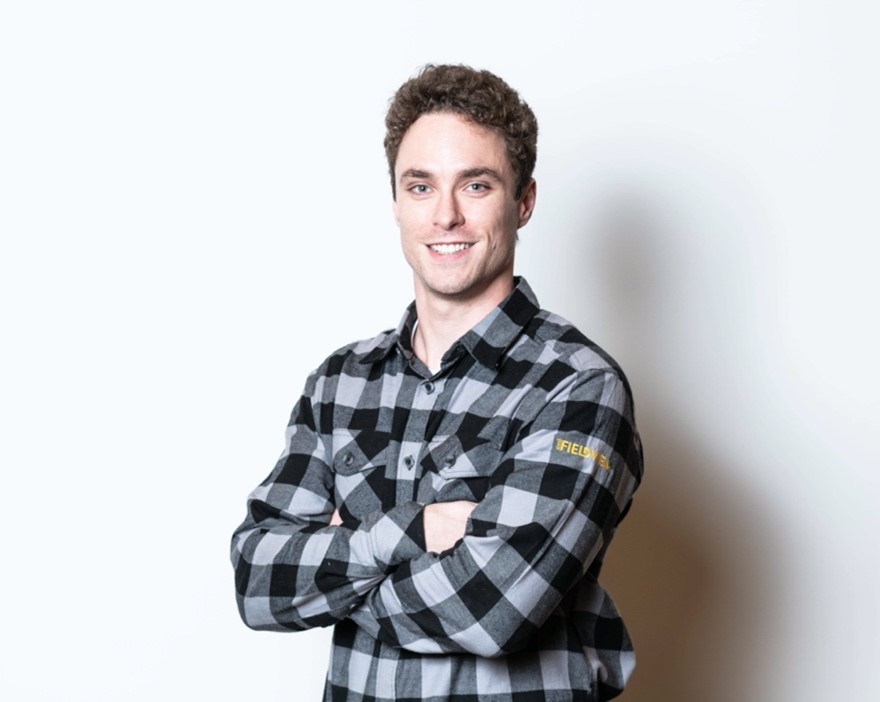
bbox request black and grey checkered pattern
[231,278,643,701]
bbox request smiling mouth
[429,243,473,255]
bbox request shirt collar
[358,277,541,368]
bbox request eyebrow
[399,169,431,180]
[459,167,504,182]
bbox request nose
[433,190,464,230]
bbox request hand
[329,509,342,526]
[423,500,477,554]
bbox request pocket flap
[331,429,388,476]
[425,435,502,479]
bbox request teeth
[430,243,472,255]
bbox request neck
[412,277,514,373]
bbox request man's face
[393,112,535,306]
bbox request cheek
[399,221,421,249]
[395,208,422,235]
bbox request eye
[466,182,488,193]
[409,184,430,194]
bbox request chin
[428,284,471,299]
[418,276,469,299]
[429,277,492,301]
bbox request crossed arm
[331,501,476,553]
[231,368,640,653]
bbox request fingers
[423,500,477,553]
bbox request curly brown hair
[384,64,538,199]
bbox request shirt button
[443,454,456,468]
[424,381,435,394]
[342,451,354,467]
[403,455,414,469]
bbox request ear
[517,178,537,228]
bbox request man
[231,64,643,701]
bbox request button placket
[396,375,446,502]
[397,440,423,487]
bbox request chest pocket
[332,430,388,475]
[429,437,502,478]
[331,430,390,517]
[421,435,504,503]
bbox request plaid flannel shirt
[231,278,643,701]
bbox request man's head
[385,64,538,200]
[388,66,538,307]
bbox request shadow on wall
[578,192,781,702]
[603,430,769,702]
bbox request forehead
[395,112,512,176]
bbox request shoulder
[302,328,397,391]
[528,309,625,375]
[517,308,636,406]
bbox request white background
[2,2,878,700]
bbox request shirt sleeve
[230,370,427,632]
[347,368,642,656]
